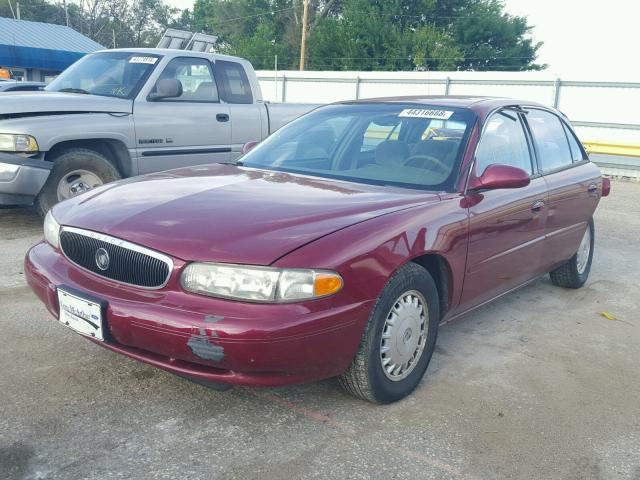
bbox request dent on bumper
[25,242,373,387]
[0,153,51,205]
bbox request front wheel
[549,218,594,289]
[35,148,121,216]
[338,263,440,404]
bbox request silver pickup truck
[0,48,317,214]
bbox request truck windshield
[46,52,160,99]
[241,103,476,192]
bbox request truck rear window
[213,60,253,104]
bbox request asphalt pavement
[1,180,639,480]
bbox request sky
[502,0,638,79]
[165,0,639,79]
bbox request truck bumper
[0,153,51,206]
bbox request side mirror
[149,78,182,101]
[468,164,531,191]
[241,141,259,155]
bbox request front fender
[0,113,135,152]
[274,196,469,322]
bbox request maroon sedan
[25,96,610,403]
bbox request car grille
[59,227,172,289]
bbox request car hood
[53,165,440,265]
[0,91,133,115]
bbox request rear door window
[213,60,253,104]
[475,111,533,175]
[525,109,573,172]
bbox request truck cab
[0,48,317,215]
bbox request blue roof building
[0,17,103,82]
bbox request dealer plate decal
[129,56,158,65]
[398,109,454,120]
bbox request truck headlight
[0,134,39,152]
[181,263,343,302]
[43,210,61,249]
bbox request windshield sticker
[129,56,158,65]
[399,109,454,120]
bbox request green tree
[192,0,543,71]
[0,0,191,49]
[451,0,545,71]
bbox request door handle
[216,113,229,122]
[531,199,545,212]
[587,183,598,194]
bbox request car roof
[94,48,250,64]
[338,95,549,115]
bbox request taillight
[602,177,611,197]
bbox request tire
[549,218,594,289]
[35,148,121,217]
[338,263,440,404]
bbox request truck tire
[35,148,121,217]
[338,263,440,404]
[549,219,594,289]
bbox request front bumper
[0,153,51,206]
[25,242,373,387]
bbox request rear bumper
[25,242,373,387]
[0,153,51,206]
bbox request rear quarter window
[562,123,587,162]
[214,60,253,104]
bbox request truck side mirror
[149,78,183,101]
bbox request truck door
[212,59,264,160]
[133,56,232,174]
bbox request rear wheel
[549,219,594,289]
[338,263,440,404]
[35,148,121,216]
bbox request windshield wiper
[58,88,91,95]
[220,160,244,166]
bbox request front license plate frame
[56,286,107,341]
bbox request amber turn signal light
[314,273,343,297]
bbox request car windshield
[241,103,476,192]
[46,52,160,99]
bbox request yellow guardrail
[582,141,640,158]
[366,128,640,158]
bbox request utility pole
[16,2,21,20]
[299,0,309,71]
[112,29,116,48]
[274,54,278,101]
[63,0,69,26]
[7,0,15,19]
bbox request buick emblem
[95,248,110,271]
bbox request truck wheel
[549,219,594,289]
[338,263,440,404]
[35,148,121,216]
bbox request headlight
[0,134,39,152]
[181,263,343,302]
[43,210,60,248]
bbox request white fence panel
[257,70,640,177]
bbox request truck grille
[59,227,173,289]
